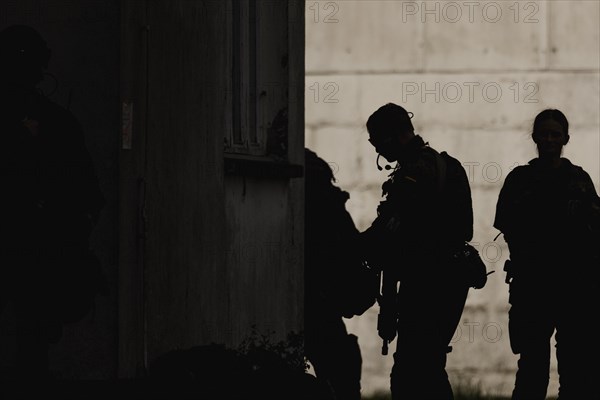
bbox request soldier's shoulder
[561,159,596,191]
[411,145,439,171]
[494,164,532,194]
[505,163,533,180]
[420,145,440,161]
[439,151,464,170]
[39,96,81,129]
[36,97,86,146]
[561,158,588,175]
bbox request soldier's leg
[391,282,456,400]
[14,255,52,380]
[439,282,469,398]
[555,290,599,399]
[391,339,453,400]
[509,302,555,400]
[15,297,50,379]
[306,320,362,400]
[326,334,362,400]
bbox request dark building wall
[0,1,120,378]
[120,0,304,376]
[142,0,229,363]
[120,0,231,373]
[223,0,305,345]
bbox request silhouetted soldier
[361,103,473,399]
[495,109,600,399]
[305,148,376,400]
[0,25,105,379]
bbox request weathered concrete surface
[306,1,599,396]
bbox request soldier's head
[0,25,50,91]
[366,103,415,162]
[532,109,569,159]
[305,148,336,188]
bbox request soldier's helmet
[305,148,336,186]
[366,103,414,141]
[0,25,51,86]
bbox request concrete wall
[305,1,599,396]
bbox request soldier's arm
[577,169,600,232]
[494,174,511,235]
[446,156,473,243]
[494,169,527,256]
[63,113,106,227]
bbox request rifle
[361,222,399,355]
[376,266,398,355]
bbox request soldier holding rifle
[361,103,474,400]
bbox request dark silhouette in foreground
[362,103,477,399]
[304,148,377,400]
[149,344,321,399]
[495,109,600,399]
[0,25,105,379]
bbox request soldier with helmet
[361,103,474,399]
[305,147,376,400]
[0,25,105,379]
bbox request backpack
[434,150,488,289]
